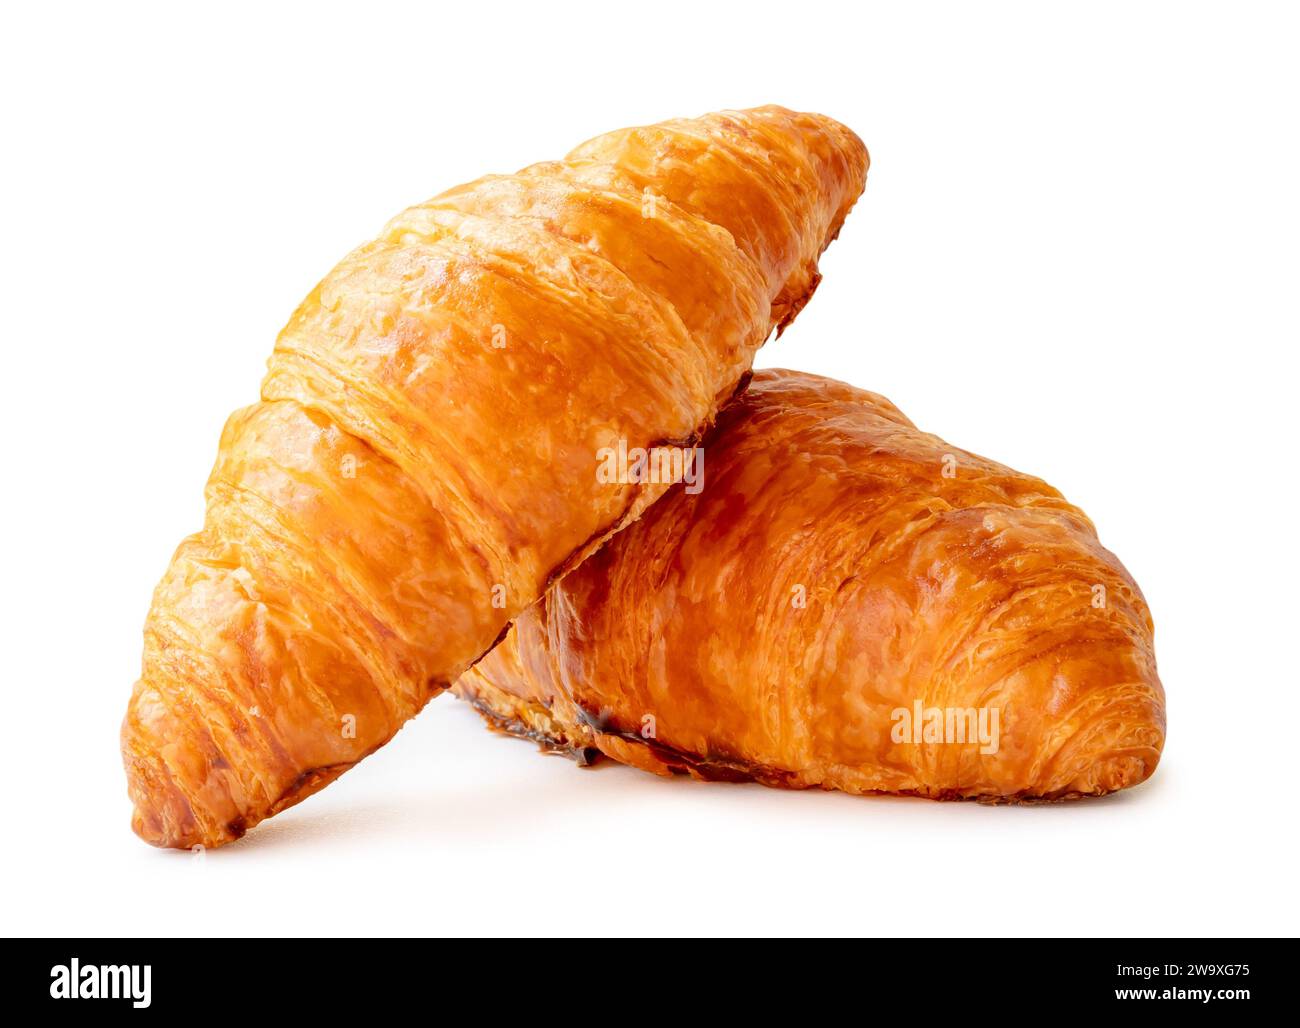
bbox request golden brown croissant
[122,109,868,848]
[455,369,1165,800]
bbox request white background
[2,1,1296,937]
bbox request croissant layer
[123,109,868,848]
[455,370,1165,801]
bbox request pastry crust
[122,110,869,848]
[456,370,1166,801]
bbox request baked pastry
[456,370,1165,800]
[122,109,869,848]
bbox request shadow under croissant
[203,780,616,854]
[210,765,1162,856]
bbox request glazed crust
[456,370,1166,801]
[122,109,869,848]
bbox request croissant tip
[1035,747,1162,801]
[1094,751,1161,795]
[128,798,240,852]
[122,713,212,851]
[129,807,181,849]
[125,777,201,851]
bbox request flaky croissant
[455,370,1165,800]
[122,109,868,848]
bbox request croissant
[455,369,1165,800]
[122,109,869,848]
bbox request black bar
[0,939,1281,1015]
